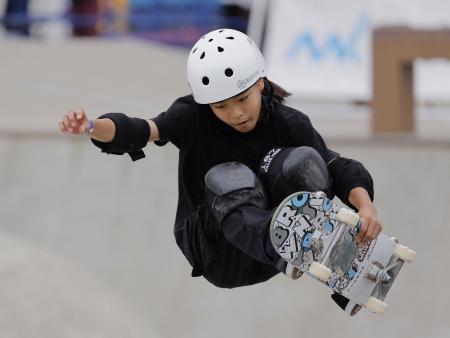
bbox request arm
[88,117,160,143]
[285,112,381,244]
[60,109,116,142]
[60,109,160,161]
[147,119,160,142]
[88,114,155,161]
[88,118,116,142]
[60,109,161,143]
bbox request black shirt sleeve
[328,157,374,209]
[151,95,198,149]
[282,106,374,208]
[282,107,339,164]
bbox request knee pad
[205,162,267,225]
[259,147,332,205]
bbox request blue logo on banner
[286,13,370,63]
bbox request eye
[239,95,249,102]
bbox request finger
[374,222,383,238]
[78,123,85,133]
[357,218,368,243]
[59,121,66,133]
[76,110,84,120]
[69,111,79,127]
[363,220,377,242]
[68,111,76,123]
[63,115,70,129]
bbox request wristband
[87,120,94,134]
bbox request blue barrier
[0,7,247,47]
[0,12,225,28]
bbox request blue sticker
[323,199,332,211]
[324,221,334,234]
[302,232,313,249]
[347,268,357,279]
[355,221,361,234]
[292,193,309,208]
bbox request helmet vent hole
[192,48,197,54]
[219,30,224,33]
[226,36,234,40]
[200,52,206,59]
[202,77,210,85]
[225,68,234,77]
[218,46,224,52]
[209,38,213,42]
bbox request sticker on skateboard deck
[270,191,342,271]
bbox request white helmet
[187,28,266,104]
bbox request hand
[59,108,90,135]
[356,204,382,245]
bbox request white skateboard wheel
[285,263,302,280]
[337,208,360,228]
[366,297,388,315]
[308,262,332,282]
[394,244,416,262]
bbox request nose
[231,108,244,121]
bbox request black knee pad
[259,147,332,205]
[205,162,267,226]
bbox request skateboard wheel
[394,244,416,262]
[285,263,303,280]
[337,208,360,228]
[365,297,388,315]
[308,262,332,282]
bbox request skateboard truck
[366,261,391,283]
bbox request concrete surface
[0,37,449,338]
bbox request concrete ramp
[0,232,161,338]
[0,38,449,338]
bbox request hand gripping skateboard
[270,191,416,315]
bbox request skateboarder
[58,29,382,292]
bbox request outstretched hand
[59,108,90,135]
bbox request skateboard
[270,191,416,315]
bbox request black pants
[178,147,331,288]
[174,204,279,289]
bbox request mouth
[235,120,249,127]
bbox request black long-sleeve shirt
[151,94,373,287]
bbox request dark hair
[262,78,291,104]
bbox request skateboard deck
[270,191,415,315]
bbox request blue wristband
[87,120,94,134]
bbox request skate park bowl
[1,27,450,338]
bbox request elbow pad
[90,113,150,161]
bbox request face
[209,78,265,133]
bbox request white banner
[264,0,450,102]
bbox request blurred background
[0,0,449,337]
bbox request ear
[258,78,265,92]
